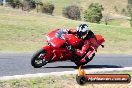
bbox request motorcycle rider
[66,24,99,64]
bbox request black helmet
[77,24,89,38]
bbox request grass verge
[0,6,132,54]
[0,71,132,88]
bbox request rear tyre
[76,75,86,85]
[74,61,86,67]
[31,48,51,68]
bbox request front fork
[42,45,53,61]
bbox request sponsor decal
[76,66,131,85]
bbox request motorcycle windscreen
[47,29,59,39]
[50,37,66,48]
[46,29,66,48]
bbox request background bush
[41,2,54,15]
[84,3,104,23]
[62,5,81,20]
[21,0,36,11]
[127,0,132,27]
[8,0,20,8]
[130,14,132,27]
[7,0,36,10]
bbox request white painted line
[0,67,132,81]
[84,67,132,73]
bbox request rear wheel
[31,48,51,68]
[74,61,86,67]
[76,75,86,85]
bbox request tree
[127,0,132,27]
[20,0,36,11]
[130,14,132,27]
[8,0,20,8]
[104,12,110,25]
[33,0,42,13]
[84,3,104,23]
[127,5,132,15]
[62,5,81,20]
[41,2,55,15]
[128,0,132,4]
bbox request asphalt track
[0,53,132,77]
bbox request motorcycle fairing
[46,29,66,48]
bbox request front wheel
[31,48,51,68]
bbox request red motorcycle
[31,29,105,68]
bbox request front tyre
[31,48,51,68]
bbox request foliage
[128,0,132,4]
[8,0,20,8]
[7,0,36,10]
[114,6,119,13]
[121,8,127,15]
[127,0,132,26]
[84,3,104,23]
[21,0,36,11]
[127,4,132,15]
[130,14,132,27]
[33,0,43,13]
[62,5,81,20]
[41,2,55,15]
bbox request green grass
[0,75,75,88]
[105,19,130,27]
[0,6,132,54]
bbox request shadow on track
[44,65,122,69]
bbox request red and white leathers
[66,28,98,63]
[76,38,98,63]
